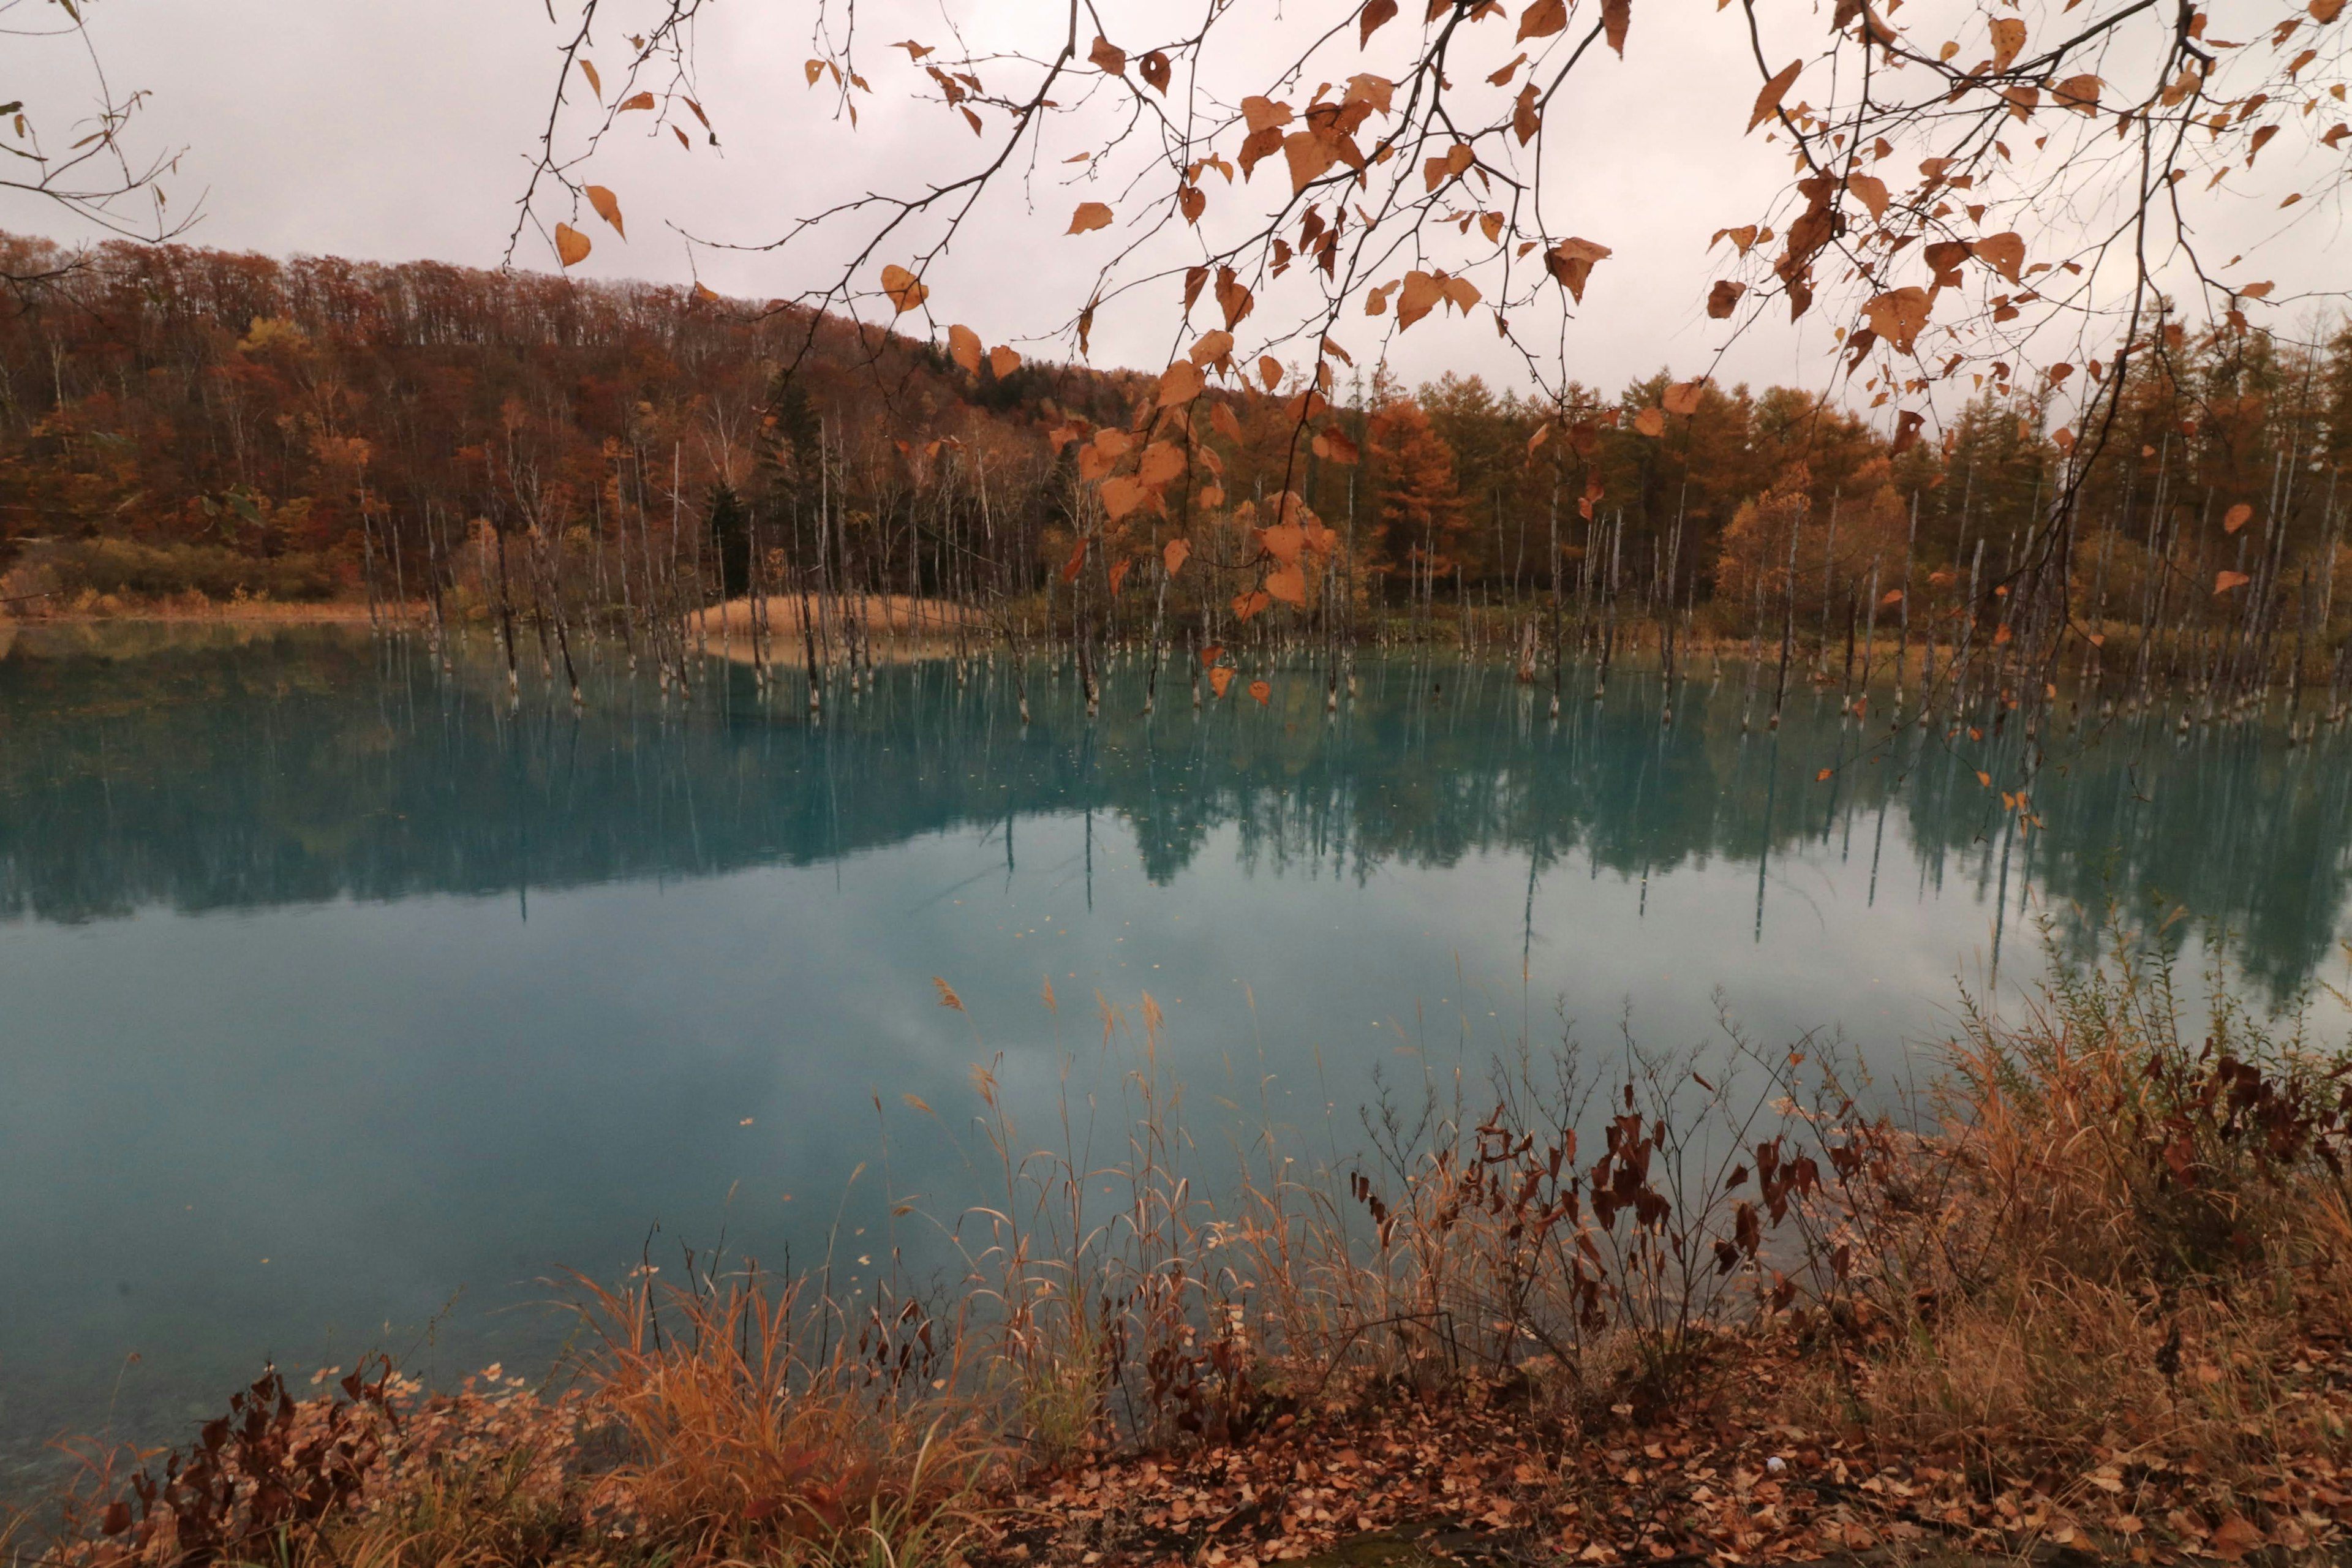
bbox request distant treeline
[0,230,2347,699]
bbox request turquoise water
[2,624,2348,1487]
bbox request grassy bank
[21,933,2352,1568]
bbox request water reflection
[4,625,2347,993]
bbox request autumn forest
[3,228,2346,727]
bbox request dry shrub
[1806,914,2352,1486]
[564,1268,998,1568]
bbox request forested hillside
[1,230,2346,672]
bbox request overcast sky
[7,0,2343,408]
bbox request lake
[3,622,2348,1490]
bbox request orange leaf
[1257,355,1283,392]
[948,323,983,375]
[1099,477,1153,519]
[1662,379,1706,416]
[1248,679,1273,706]
[1200,643,1224,667]
[2215,570,2252,593]
[1360,0,1399,44]
[585,184,625,238]
[1156,361,1205,408]
[1264,562,1306,605]
[988,345,1019,379]
[2223,502,2253,533]
[1210,665,1237,698]
[1164,538,1192,576]
[1061,539,1088,584]
[1816,768,1833,782]
[880,264,929,314]
[1109,559,1132,597]
[1231,590,1270,623]
[579,59,603,100]
[1634,407,1665,437]
[618,91,657,111]
[1068,202,1114,235]
[554,223,592,267]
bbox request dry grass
[1789,919,2352,1498]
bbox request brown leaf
[1973,231,2026,282]
[2316,0,2346,20]
[1157,361,1205,408]
[554,223,592,268]
[1602,0,1630,55]
[1513,83,1542,143]
[1634,407,1665,437]
[880,263,929,314]
[1179,184,1207,224]
[619,90,657,111]
[1067,201,1114,234]
[1518,0,1568,39]
[1545,238,1611,303]
[1164,538,1192,575]
[1088,36,1126,75]
[1264,561,1306,605]
[1346,74,1396,113]
[1706,279,1746,318]
[2223,502,2254,532]
[1109,559,1132,596]
[1846,172,1888,219]
[947,323,982,374]
[1396,269,1444,328]
[1216,268,1255,330]
[1212,401,1244,442]
[2215,570,2252,593]
[2054,73,2101,113]
[574,189,625,248]
[1891,408,1926,454]
[1313,428,1362,464]
[1423,143,1476,192]
[893,39,935,60]
[1361,0,1400,41]
[1061,539,1088,583]
[1189,329,1235,366]
[1285,131,1340,194]
[1257,355,1283,391]
[988,345,1019,379]
[1863,285,1933,353]
[1748,59,1801,132]
[1140,51,1171,93]
[579,59,603,99]
[1138,441,1188,487]
[1099,476,1152,519]
[1989,16,2026,71]
[2210,1515,2266,1560]
[1662,378,1706,415]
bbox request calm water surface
[4,623,2348,1486]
